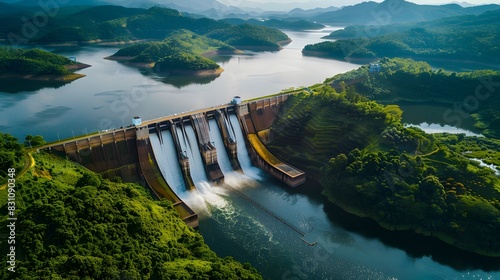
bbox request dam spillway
[41,94,305,227]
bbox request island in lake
[0,47,90,82]
[106,30,239,76]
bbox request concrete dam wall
[41,94,305,227]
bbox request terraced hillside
[267,89,388,177]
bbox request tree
[76,173,102,188]
[25,135,46,147]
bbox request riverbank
[325,193,500,257]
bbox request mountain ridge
[311,0,500,25]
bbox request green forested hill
[0,149,262,279]
[303,10,500,65]
[266,80,500,257]
[310,0,499,25]
[206,24,290,50]
[222,18,324,31]
[110,30,232,73]
[0,47,71,75]
[0,47,90,83]
[0,5,289,51]
[112,30,234,61]
[325,58,500,138]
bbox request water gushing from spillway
[149,131,186,199]
[229,114,262,180]
[208,118,261,190]
[149,117,265,220]
[208,118,233,174]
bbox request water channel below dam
[149,112,499,280]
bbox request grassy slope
[267,90,387,177]
[0,152,262,279]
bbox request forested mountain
[0,5,289,50]
[0,0,107,6]
[303,9,500,65]
[311,0,499,25]
[326,7,500,40]
[104,0,248,17]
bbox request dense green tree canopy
[0,133,24,182]
[267,76,500,256]
[0,152,262,279]
[325,58,500,137]
[0,47,71,76]
[304,10,500,65]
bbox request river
[1,27,499,279]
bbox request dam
[41,94,306,227]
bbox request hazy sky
[221,0,499,6]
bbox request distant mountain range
[310,0,500,25]
[0,0,498,23]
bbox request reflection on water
[0,77,71,93]
[2,27,500,279]
[322,199,500,273]
[406,122,483,137]
[396,101,484,135]
[145,71,220,88]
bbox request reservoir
[1,27,499,279]
[0,27,356,142]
